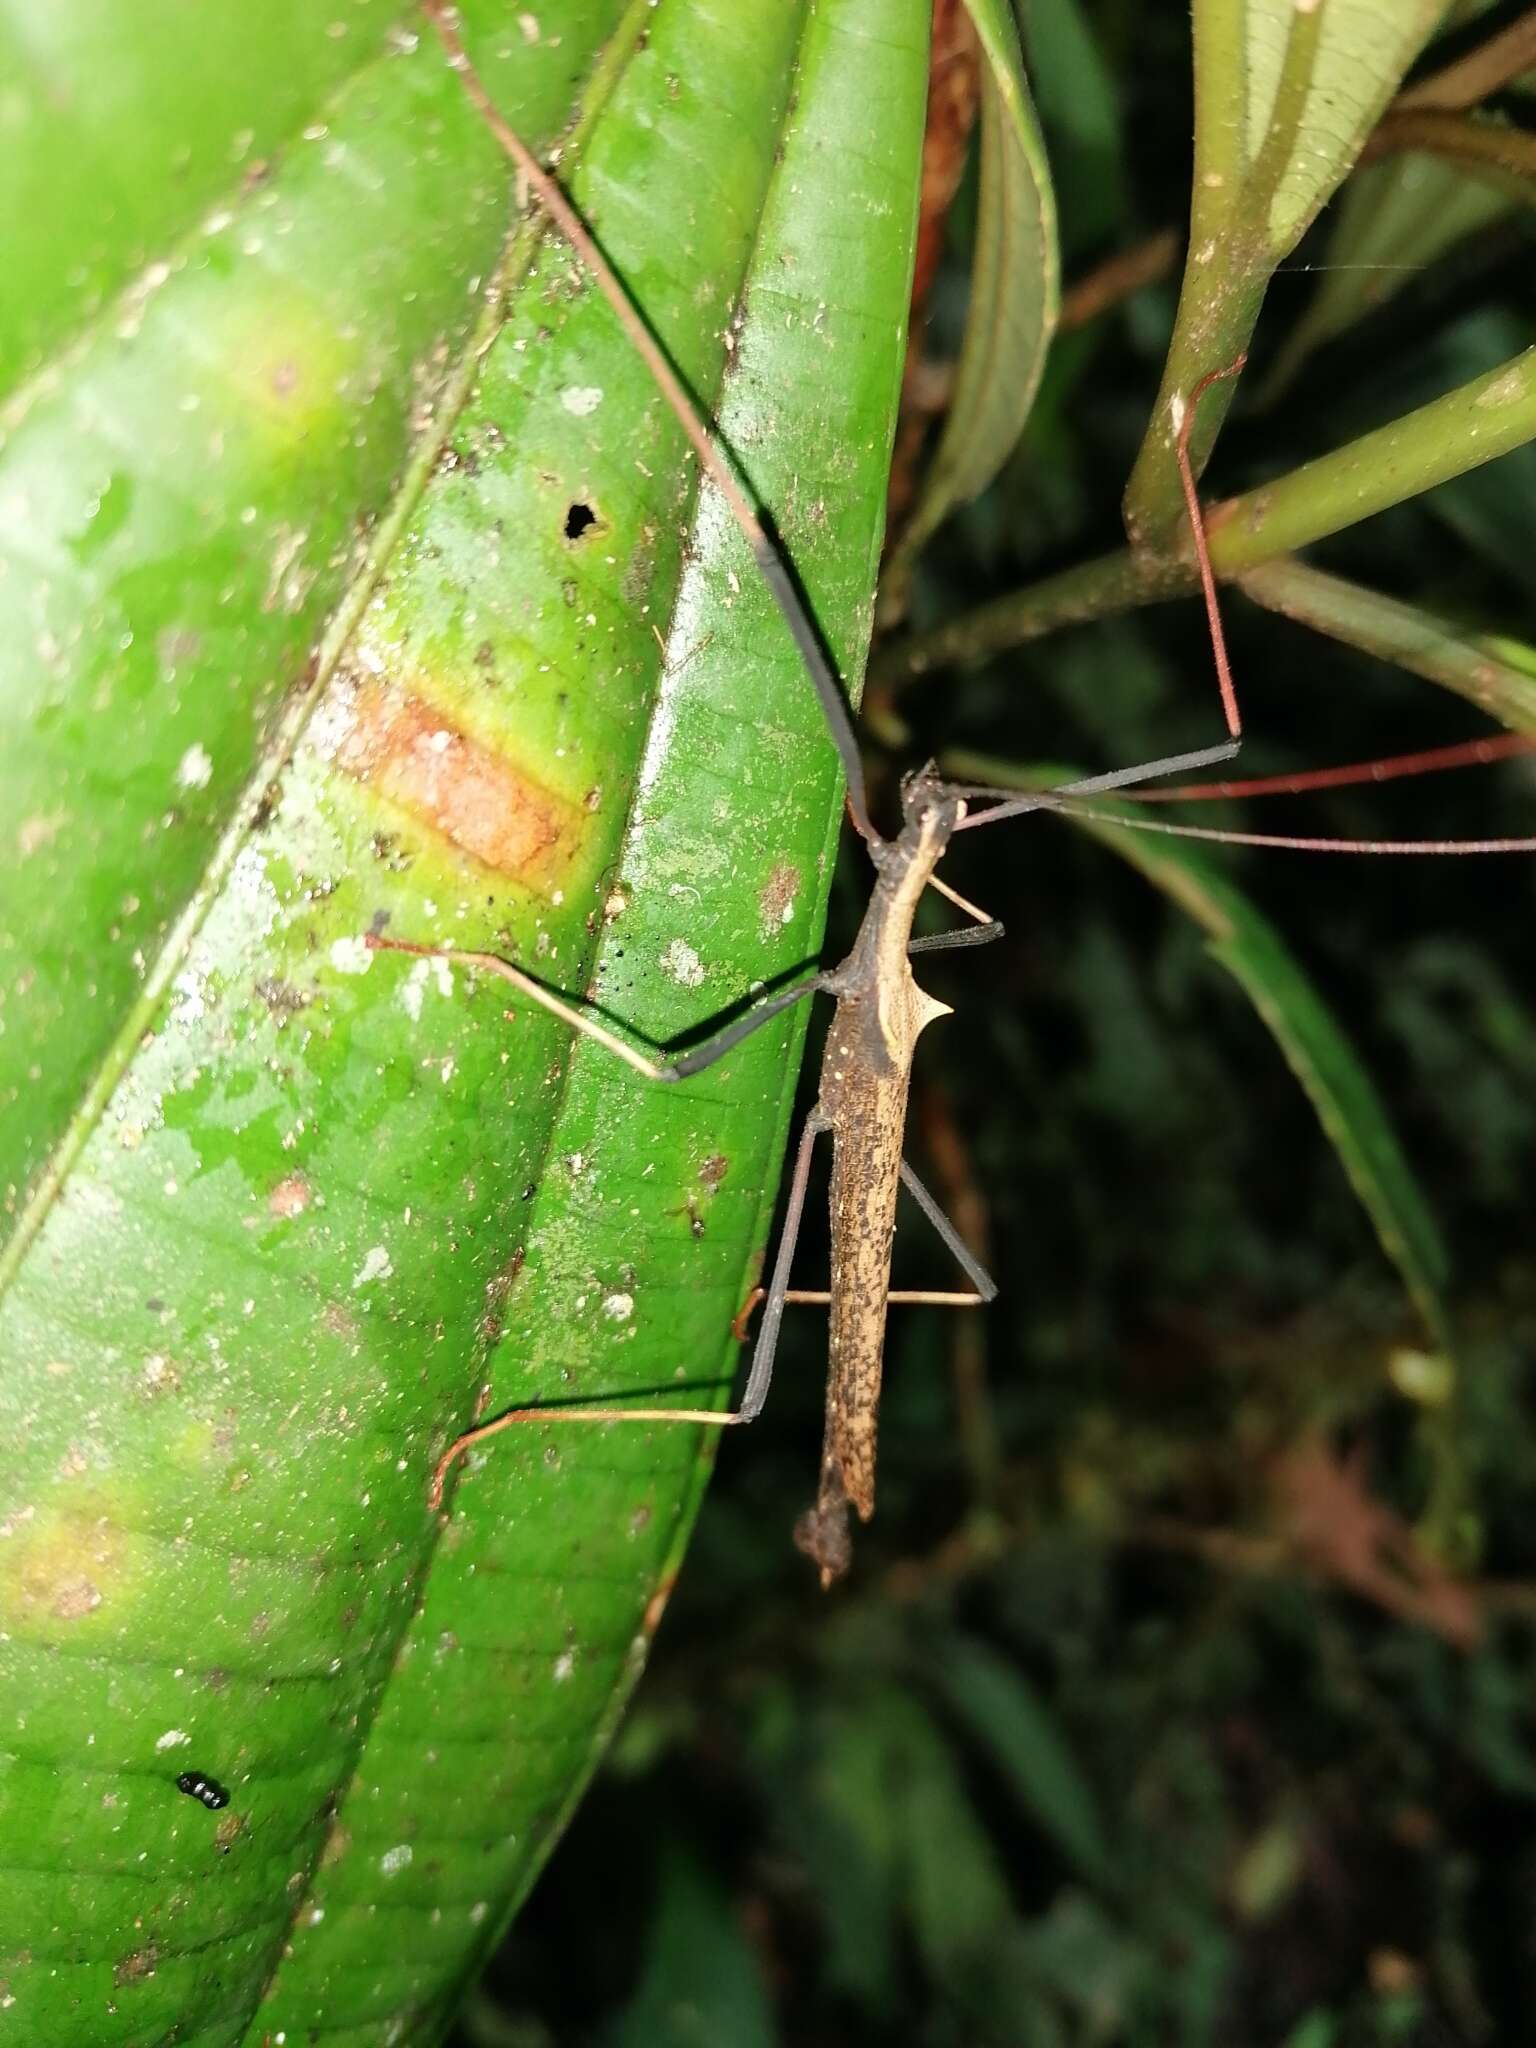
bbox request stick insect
[396,9,1536,1584]
[374,5,1250,1584]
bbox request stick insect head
[898,760,968,840]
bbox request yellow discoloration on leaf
[1,1501,130,1629]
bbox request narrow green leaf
[1125,0,1445,545]
[1236,557,1536,731]
[1018,0,1126,258]
[889,1697,1016,1985]
[1068,798,1455,1353]
[1242,0,1446,255]
[891,0,1059,565]
[930,1635,1111,1885]
[0,3,929,2042]
[1283,2015,1340,2048]
[804,1712,903,2009]
[604,1844,775,2048]
[938,757,1454,1352]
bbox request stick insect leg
[424,0,878,848]
[367,933,830,1085]
[907,870,1004,955]
[898,1157,998,1302]
[733,1284,988,1334]
[731,1152,996,1344]
[908,923,1004,956]
[427,1111,832,1508]
[734,1111,832,1422]
[663,974,836,1079]
[948,738,1242,833]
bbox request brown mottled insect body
[792,775,963,1580]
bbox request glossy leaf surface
[0,1,928,2040]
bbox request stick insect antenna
[934,350,1247,832]
[423,0,876,843]
[1043,804,1536,855]
[948,737,1240,831]
[1126,729,1536,803]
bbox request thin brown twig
[1394,5,1536,112]
[1363,106,1536,180]
[1058,228,1181,333]
[886,0,983,534]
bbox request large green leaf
[1,0,587,1226]
[0,3,929,2042]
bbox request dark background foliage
[452,5,1536,2044]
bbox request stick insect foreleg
[366,932,833,1082]
[908,923,1004,956]
[948,736,1241,832]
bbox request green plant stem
[1211,347,1536,569]
[875,346,1536,692]
[1120,0,1266,546]
[870,547,1171,689]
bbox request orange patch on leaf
[336,683,586,888]
[642,1570,678,1638]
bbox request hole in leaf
[564,502,598,542]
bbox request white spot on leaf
[329,936,372,975]
[660,938,705,988]
[177,743,214,792]
[353,1246,393,1289]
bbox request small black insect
[176,1769,230,1811]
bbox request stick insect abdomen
[797,959,953,1584]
